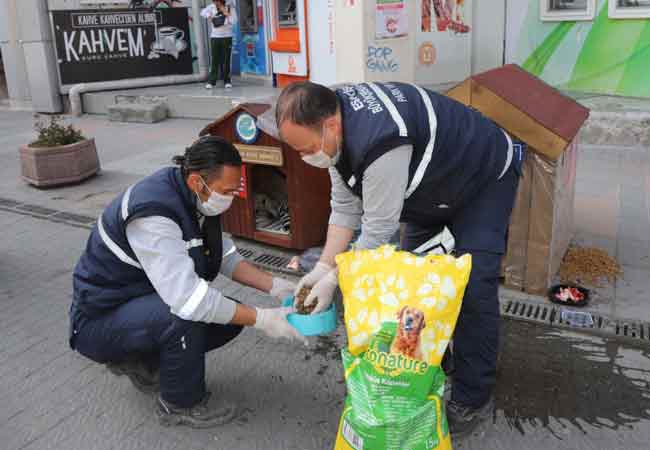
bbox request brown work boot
[155,392,237,429]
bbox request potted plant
[20,115,100,187]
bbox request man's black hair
[275,81,339,132]
[172,135,242,180]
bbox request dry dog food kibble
[295,286,317,315]
[559,246,622,286]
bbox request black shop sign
[52,8,193,85]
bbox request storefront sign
[376,0,408,39]
[51,8,193,85]
[234,144,284,167]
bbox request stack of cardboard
[445,64,590,294]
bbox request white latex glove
[303,267,339,315]
[305,269,339,314]
[295,262,333,294]
[269,277,297,301]
[254,306,307,345]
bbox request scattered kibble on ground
[559,246,622,286]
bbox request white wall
[322,0,505,87]
[471,0,505,73]
[0,0,32,102]
[333,0,366,84]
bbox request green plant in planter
[30,114,86,148]
[20,114,99,187]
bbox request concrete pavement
[1,109,648,325]
[2,109,650,449]
[2,210,649,450]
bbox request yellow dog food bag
[334,245,472,450]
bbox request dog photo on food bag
[390,306,426,360]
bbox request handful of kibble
[295,286,317,315]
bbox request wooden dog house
[446,64,590,295]
[200,103,331,250]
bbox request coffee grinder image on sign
[149,26,187,60]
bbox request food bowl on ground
[548,284,590,307]
[283,289,337,336]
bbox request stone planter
[20,138,100,187]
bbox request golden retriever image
[390,306,426,360]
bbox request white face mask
[302,125,339,169]
[196,177,234,216]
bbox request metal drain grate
[0,198,95,229]
[0,197,20,208]
[252,252,302,276]
[501,300,555,325]
[501,298,650,344]
[237,248,255,258]
[254,253,291,268]
[15,204,59,216]
[52,212,96,225]
[234,243,303,277]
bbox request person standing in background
[201,0,237,89]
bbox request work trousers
[70,292,243,408]
[402,158,521,408]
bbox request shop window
[609,0,650,18]
[540,0,596,21]
[278,0,297,28]
[239,0,259,33]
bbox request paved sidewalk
[570,144,650,321]
[0,110,210,218]
[2,210,649,450]
[1,106,649,450]
[0,211,347,450]
[2,109,648,325]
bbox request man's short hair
[275,81,339,132]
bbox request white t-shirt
[200,2,238,38]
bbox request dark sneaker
[155,392,237,429]
[447,396,494,438]
[106,359,159,394]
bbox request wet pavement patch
[495,319,650,437]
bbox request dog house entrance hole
[253,165,291,236]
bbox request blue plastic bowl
[282,296,337,336]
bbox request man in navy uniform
[276,81,523,437]
[69,136,303,428]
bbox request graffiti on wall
[366,45,399,72]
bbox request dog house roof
[199,103,272,137]
[446,64,590,160]
[474,64,589,143]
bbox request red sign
[288,56,297,74]
[236,164,248,199]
